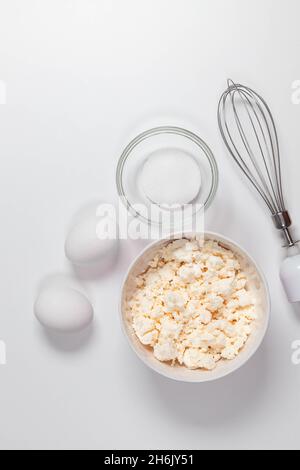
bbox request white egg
[34,286,94,332]
[65,212,118,265]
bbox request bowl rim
[116,126,219,227]
[120,231,271,383]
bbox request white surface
[0,0,300,450]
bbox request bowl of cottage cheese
[121,233,270,382]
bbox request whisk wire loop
[218,80,286,215]
[231,88,277,210]
[218,80,296,247]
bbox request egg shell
[34,286,93,332]
[65,214,117,265]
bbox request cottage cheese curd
[127,239,257,371]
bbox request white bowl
[120,232,270,383]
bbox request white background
[0,0,300,450]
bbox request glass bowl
[116,126,218,227]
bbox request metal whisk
[218,80,296,248]
[218,80,300,303]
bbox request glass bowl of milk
[116,126,218,232]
